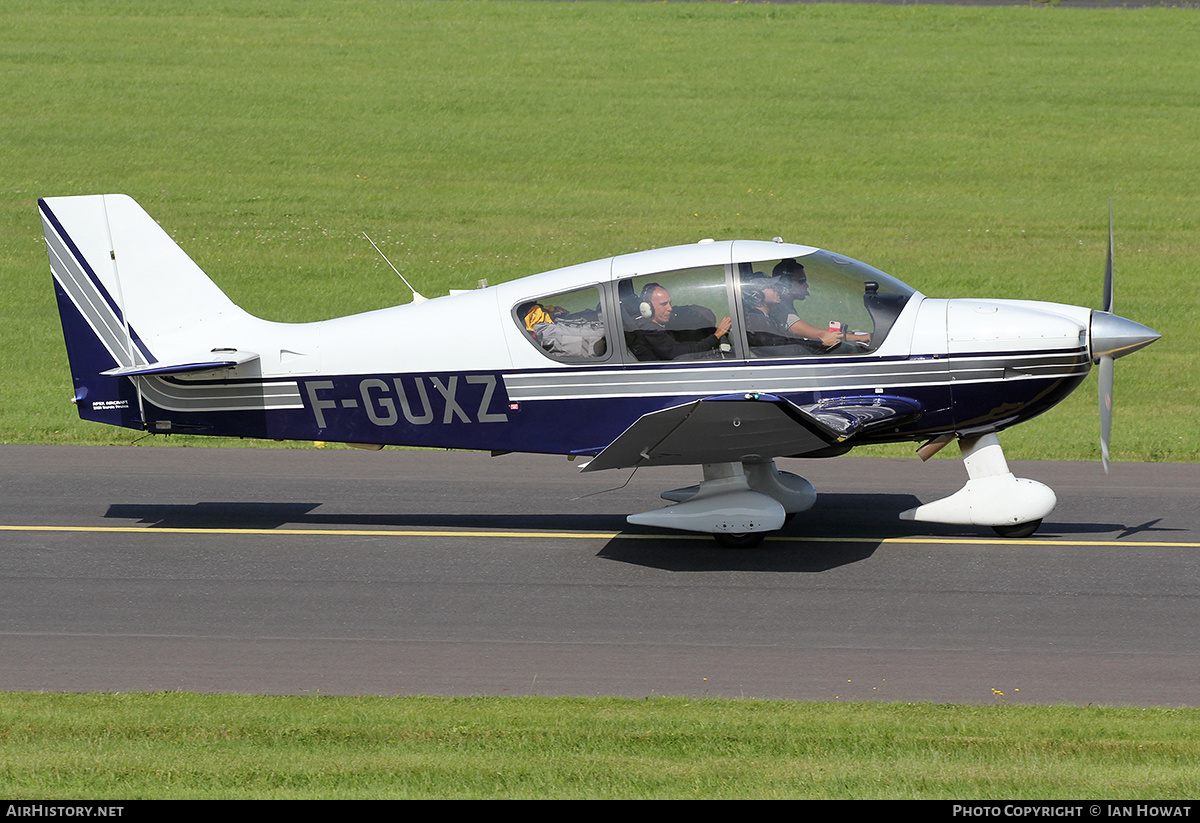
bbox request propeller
[1099,208,1114,472]
[1089,207,1160,472]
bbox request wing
[581,393,921,472]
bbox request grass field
[2,692,1199,799]
[2,0,1197,460]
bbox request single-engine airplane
[41,194,1159,547]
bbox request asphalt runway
[1,444,1197,706]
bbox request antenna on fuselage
[362,232,427,304]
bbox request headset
[741,273,771,307]
[639,282,662,319]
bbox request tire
[713,531,767,549]
[992,519,1042,539]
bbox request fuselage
[95,239,1095,458]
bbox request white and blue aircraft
[41,194,1159,546]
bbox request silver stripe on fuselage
[138,377,303,413]
[503,350,1090,402]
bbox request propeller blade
[1098,353,1113,473]
[1098,205,1115,472]
[1102,205,1114,314]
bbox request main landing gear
[626,460,816,549]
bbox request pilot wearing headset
[742,272,866,355]
[741,274,800,338]
[628,283,732,361]
[768,260,871,349]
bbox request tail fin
[40,194,254,428]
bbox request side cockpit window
[515,286,608,362]
[737,252,914,358]
[617,266,733,362]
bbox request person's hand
[715,316,732,337]
[818,330,841,348]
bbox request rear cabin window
[515,286,608,362]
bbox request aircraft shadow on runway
[102,497,898,572]
[101,492,1150,574]
[104,493,921,531]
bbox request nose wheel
[992,519,1042,539]
[901,434,1057,536]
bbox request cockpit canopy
[514,248,916,364]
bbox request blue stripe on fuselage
[125,351,1086,454]
[129,367,958,454]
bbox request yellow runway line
[1,524,1197,548]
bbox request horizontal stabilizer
[101,349,259,378]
